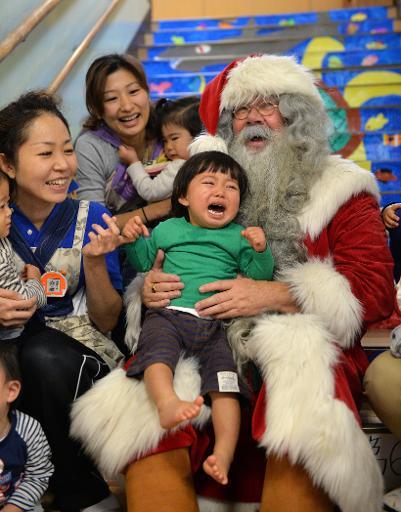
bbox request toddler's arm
[5,414,53,512]
[21,265,47,308]
[127,159,184,202]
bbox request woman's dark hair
[171,151,248,220]
[0,170,14,199]
[0,91,70,166]
[83,53,156,139]
[154,96,203,139]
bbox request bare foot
[158,395,204,429]
[203,452,231,485]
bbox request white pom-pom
[189,133,228,156]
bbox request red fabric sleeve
[326,193,394,326]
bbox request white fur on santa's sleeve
[189,133,228,156]
[279,258,363,348]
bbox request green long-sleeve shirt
[125,217,274,308]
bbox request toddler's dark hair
[171,151,248,220]
[0,343,21,412]
[0,343,21,382]
[155,96,203,140]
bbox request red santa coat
[70,156,394,512]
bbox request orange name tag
[41,271,68,297]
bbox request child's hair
[155,96,203,140]
[0,344,21,412]
[0,343,21,383]
[171,151,249,220]
[0,90,70,167]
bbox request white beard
[229,127,309,271]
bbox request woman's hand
[142,250,184,308]
[83,213,126,257]
[382,203,401,229]
[195,277,299,319]
[0,289,37,327]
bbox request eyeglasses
[232,101,279,120]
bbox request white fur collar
[298,155,380,240]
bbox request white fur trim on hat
[220,54,323,111]
[189,133,228,156]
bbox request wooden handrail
[48,0,121,93]
[0,0,62,63]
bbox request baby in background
[118,96,202,203]
[119,151,274,486]
[0,172,46,341]
[0,343,53,512]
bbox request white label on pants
[217,371,240,393]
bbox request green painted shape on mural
[171,35,185,45]
[318,88,351,153]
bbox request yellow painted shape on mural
[344,71,401,107]
[351,13,367,22]
[199,74,206,94]
[302,37,344,69]
[354,160,372,171]
[365,113,389,131]
[347,140,367,162]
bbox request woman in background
[75,53,171,228]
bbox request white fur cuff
[280,258,362,348]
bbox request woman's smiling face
[102,68,151,145]
[11,113,76,211]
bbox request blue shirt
[11,201,122,293]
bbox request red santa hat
[198,54,324,136]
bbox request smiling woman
[75,54,171,226]
[0,91,124,512]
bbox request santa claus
[71,54,394,512]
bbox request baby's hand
[23,264,41,282]
[241,227,266,252]
[119,145,139,166]
[382,203,401,229]
[122,216,150,242]
[82,214,126,257]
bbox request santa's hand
[195,276,267,319]
[142,250,184,308]
[196,278,299,319]
[241,226,267,252]
[382,203,401,229]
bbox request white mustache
[240,125,273,142]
